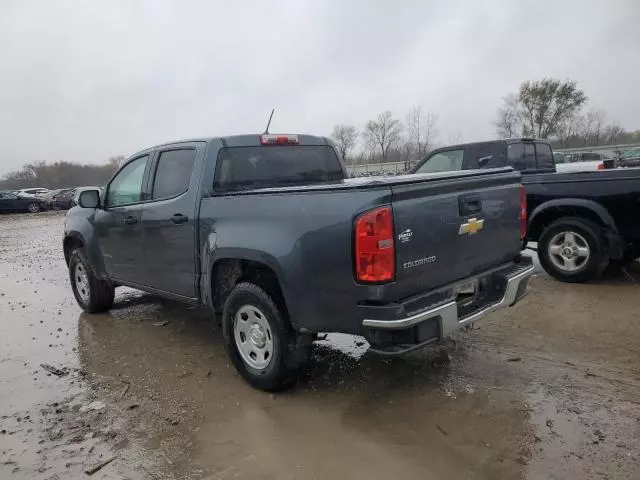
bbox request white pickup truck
[553,152,610,173]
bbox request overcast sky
[0,0,638,174]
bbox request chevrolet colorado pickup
[412,138,640,283]
[64,134,533,391]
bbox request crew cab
[64,134,533,391]
[412,138,640,283]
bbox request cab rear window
[214,145,344,192]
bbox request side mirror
[78,189,100,209]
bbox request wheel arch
[528,199,618,242]
[206,254,290,323]
[63,233,85,265]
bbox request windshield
[622,149,640,158]
[214,145,344,192]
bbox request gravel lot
[1,212,639,479]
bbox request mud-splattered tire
[222,282,310,392]
[68,248,114,313]
[538,217,608,283]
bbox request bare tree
[330,124,358,163]
[106,155,125,172]
[406,106,439,157]
[578,109,606,146]
[364,111,403,163]
[494,94,520,138]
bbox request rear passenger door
[140,143,205,299]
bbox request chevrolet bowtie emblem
[459,217,484,235]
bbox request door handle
[171,213,188,224]
[123,215,137,225]
[458,194,482,216]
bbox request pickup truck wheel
[538,217,608,283]
[68,249,115,313]
[222,282,304,392]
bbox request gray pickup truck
[64,134,533,391]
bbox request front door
[94,154,150,284]
[139,144,202,298]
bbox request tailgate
[391,169,522,296]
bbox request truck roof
[134,134,333,156]
[430,138,549,153]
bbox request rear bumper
[359,258,534,354]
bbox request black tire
[68,248,115,313]
[538,217,608,283]
[222,282,309,392]
[27,202,40,213]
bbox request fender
[63,210,108,280]
[529,198,619,233]
[200,239,290,311]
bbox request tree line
[0,156,124,190]
[333,78,639,166]
[494,78,640,149]
[331,106,441,166]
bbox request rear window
[535,143,554,169]
[214,145,344,192]
[581,153,601,161]
[507,143,526,170]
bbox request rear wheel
[222,282,310,391]
[27,202,40,213]
[68,248,114,313]
[538,217,608,283]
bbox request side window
[507,143,525,171]
[414,150,464,174]
[106,155,148,207]
[524,143,536,170]
[535,143,554,169]
[151,149,196,200]
[582,153,600,161]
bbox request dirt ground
[1,212,639,480]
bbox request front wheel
[27,202,40,213]
[538,217,608,283]
[68,248,115,313]
[222,282,310,391]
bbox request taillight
[260,134,299,145]
[354,207,395,283]
[597,163,604,170]
[520,185,527,240]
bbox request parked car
[51,188,79,210]
[40,188,73,210]
[64,133,533,391]
[412,138,640,282]
[0,191,48,213]
[618,148,640,168]
[17,187,50,198]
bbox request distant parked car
[17,188,50,198]
[43,188,77,210]
[0,191,48,213]
[618,148,640,168]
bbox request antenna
[264,108,275,134]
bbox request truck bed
[200,166,523,334]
